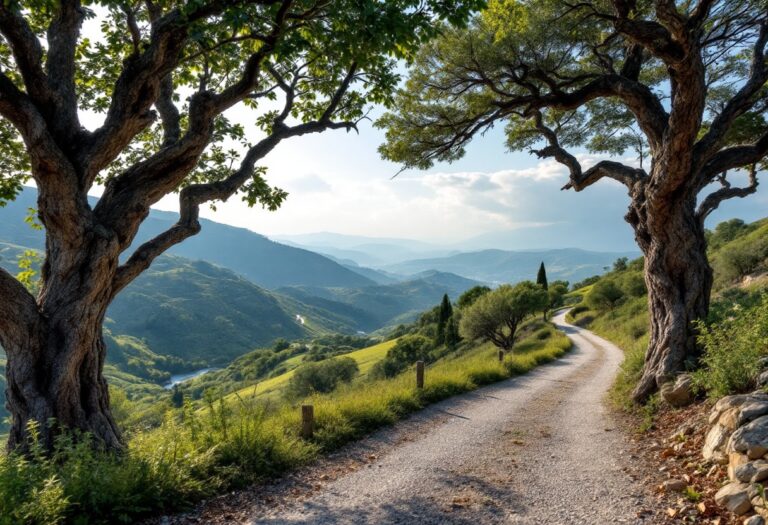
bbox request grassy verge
[1,324,571,525]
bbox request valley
[0,187,632,433]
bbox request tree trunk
[629,197,712,403]
[5,307,121,452]
[4,227,123,452]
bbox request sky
[59,9,768,253]
[144,111,768,252]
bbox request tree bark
[627,193,712,403]
[3,224,123,452]
[5,323,121,452]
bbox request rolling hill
[0,187,376,290]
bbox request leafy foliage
[460,281,548,350]
[285,357,359,399]
[692,296,768,398]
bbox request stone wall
[704,393,768,523]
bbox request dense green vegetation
[567,218,768,410]
[1,292,571,524]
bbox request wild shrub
[586,279,625,311]
[285,357,359,399]
[371,335,434,378]
[692,295,768,398]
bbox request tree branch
[700,130,768,180]
[697,165,759,220]
[530,111,647,191]
[45,0,86,140]
[0,5,51,107]
[694,20,768,168]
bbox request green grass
[223,339,398,402]
[0,326,571,524]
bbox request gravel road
[234,311,655,525]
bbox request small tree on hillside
[536,262,548,290]
[436,293,454,344]
[457,285,492,309]
[460,281,548,351]
[546,280,570,318]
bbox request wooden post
[301,405,314,439]
[416,361,425,389]
[498,349,504,362]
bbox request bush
[371,335,434,378]
[586,279,625,311]
[692,296,768,398]
[713,223,768,286]
[285,357,359,399]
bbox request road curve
[240,311,654,524]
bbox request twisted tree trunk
[628,192,712,403]
[3,219,123,452]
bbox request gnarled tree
[0,0,481,452]
[379,0,768,403]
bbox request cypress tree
[536,262,548,290]
[436,294,453,344]
[171,385,184,408]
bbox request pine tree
[436,294,454,345]
[537,262,548,290]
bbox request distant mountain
[0,188,376,290]
[383,248,639,285]
[271,232,457,266]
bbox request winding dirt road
[174,311,656,524]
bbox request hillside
[0,188,376,289]
[107,256,310,364]
[384,248,639,285]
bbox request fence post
[498,350,504,362]
[416,361,425,389]
[301,405,314,439]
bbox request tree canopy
[460,280,547,350]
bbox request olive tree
[380,0,768,402]
[460,281,548,350]
[0,0,481,451]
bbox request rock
[742,401,768,426]
[744,515,765,525]
[730,415,768,458]
[663,479,687,492]
[753,461,768,483]
[736,462,760,483]
[661,374,694,407]
[731,452,752,480]
[704,423,731,463]
[715,482,753,515]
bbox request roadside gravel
[164,311,657,524]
